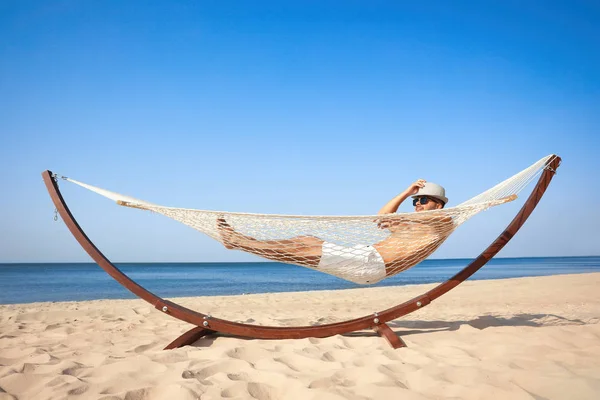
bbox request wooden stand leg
[373,323,406,349]
[164,327,215,350]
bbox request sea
[0,256,599,305]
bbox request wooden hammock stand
[42,155,560,350]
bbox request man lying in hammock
[217,180,454,284]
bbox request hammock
[42,154,561,349]
[58,155,556,284]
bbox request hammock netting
[63,155,556,284]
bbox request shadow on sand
[343,313,589,339]
[186,313,591,347]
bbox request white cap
[411,182,448,205]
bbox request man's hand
[377,179,428,216]
[405,179,426,196]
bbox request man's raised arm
[378,179,426,215]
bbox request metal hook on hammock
[50,173,67,221]
[544,156,560,175]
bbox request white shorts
[317,242,387,285]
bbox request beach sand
[1,272,599,399]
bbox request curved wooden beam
[42,155,560,348]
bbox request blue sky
[1,1,598,263]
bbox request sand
[1,272,599,400]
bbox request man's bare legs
[217,218,324,267]
[216,218,412,276]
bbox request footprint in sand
[67,385,89,396]
[353,359,366,367]
[226,347,273,364]
[192,359,251,380]
[153,352,189,364]
[62,365,85,377]
[247,382,277,400]
[273,356,302,372]
[182,371,214,386]
[226,372,250,381]
[123,385,200,400]
[132,343,155,353]
[308,377,335,389]
[320,349,354,363]
[45,376,70,388]
[377,365,410,388]
[274,355,335,373]
[220,383,249,398]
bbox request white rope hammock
[60,155,556,284]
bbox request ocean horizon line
[2,256,600,304]
[2,255,599,265]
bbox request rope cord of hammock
[62,155,555,219]
[56,154,556,283]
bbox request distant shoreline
[2,257,600,305]
[2,255,600,265]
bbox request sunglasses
[412,197,438,206]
